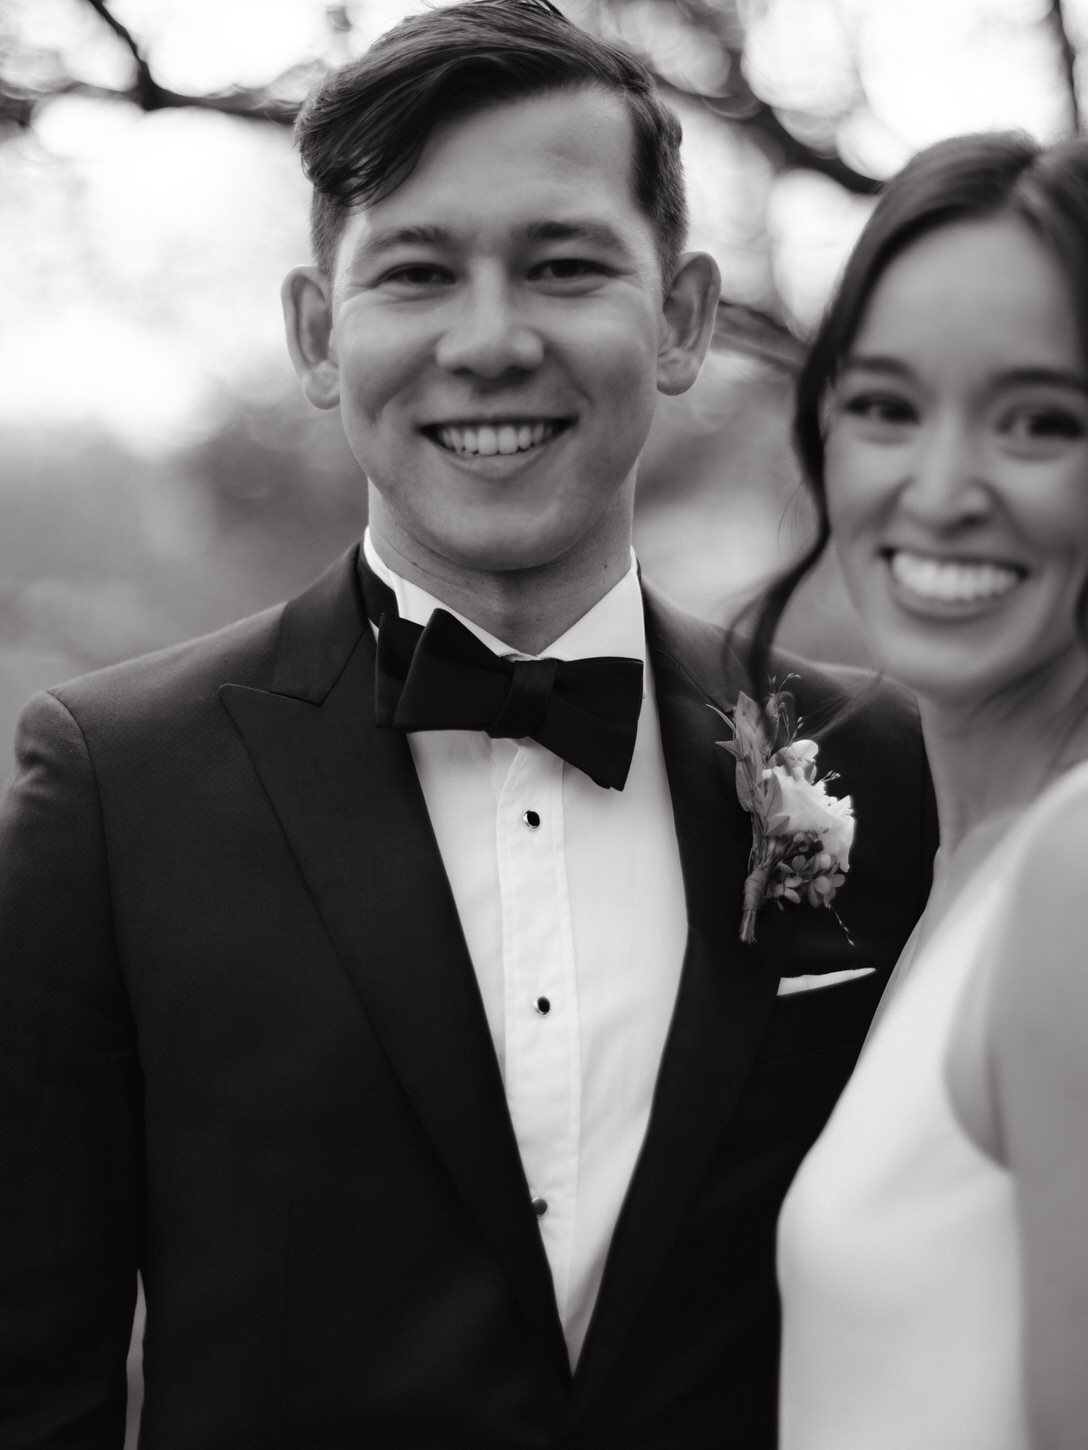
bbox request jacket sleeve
[0,690,142,1447]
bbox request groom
[0,2,933,1446]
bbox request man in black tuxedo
[0,3,933,1445]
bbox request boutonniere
[711,680,855,944]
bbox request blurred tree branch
[82,0,155,103]
[0,0,311,131]
[0,0,812,363]
[662,73,877,195]
[7,0,1074,369]
[0,74,304,129]
[650,0,880,196]
[1,0,844,362]
[6,0,882,198]
[1044,0,1081,133]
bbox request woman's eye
[839,393,917,428]
[1001,406,1085,443]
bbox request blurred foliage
[0,388,366,749]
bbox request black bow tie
[358,554,643,790]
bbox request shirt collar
[362,529,646,682]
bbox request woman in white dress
[767,133,1088,1449]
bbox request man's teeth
[889,550,1022,603]
[436,421,558,456]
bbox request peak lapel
[219,548,568,1374]
[573,585,794,1402]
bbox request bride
[769,132,1088,1449]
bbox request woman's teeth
[889,550,1023,603]
[435,421,559,456]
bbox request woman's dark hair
[744,129,1088,697]
[293,0,688,283]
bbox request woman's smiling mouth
[427,419,570,456]
[886,549,1026,606]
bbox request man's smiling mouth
[426,420,570,456]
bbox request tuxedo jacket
[0,545,935,1449]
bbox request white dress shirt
[364,532,687,1366]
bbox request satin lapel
[573,585,793,1402]
[219,548,568,1374]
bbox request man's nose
[433,282,545,379]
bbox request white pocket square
[776,967,876,996]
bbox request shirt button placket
[524,811,553,1019]
[500,748,574,1321]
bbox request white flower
[818,789,856,864]
[775,738,818,781]
[763,767,855,867]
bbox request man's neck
[368,525,634,657]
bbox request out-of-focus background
[5,0,1087,764]
[2,0,1086,1436]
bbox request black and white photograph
[2,1,1086,1445]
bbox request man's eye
[380,264,452,287]
[533,258,606,281]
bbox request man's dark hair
[293,0,688,282]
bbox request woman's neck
[920,689,1088,858]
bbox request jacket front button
[530,1194,548,1217]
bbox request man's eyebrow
[350,218,637,259]
[355,225,456,255]
[523,219,634,252]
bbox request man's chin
[369,475,635,584]
[403,506,609,578]
[428,533,583,577]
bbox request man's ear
[656,251,721,397]
[282,265,340,410]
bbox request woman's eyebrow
[838,355,912,379]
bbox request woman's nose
[898,419,992,525]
